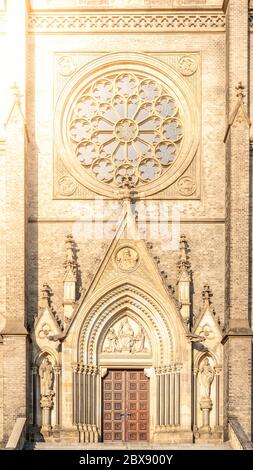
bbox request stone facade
[0,0,252,448]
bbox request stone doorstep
[24,441,232,450]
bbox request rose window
[68,72,183,187]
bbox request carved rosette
[177,176,196,196]
[178,56,198,76]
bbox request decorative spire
[176,234,191,325]
[177,234,191,281]
[224,81,251,142]
[235,81,245,101]
[202,284,214,313]
[63,234,77,282]
[40,283,51,309]
[11,82,22,102]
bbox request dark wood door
[103,369,149,442]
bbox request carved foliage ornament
[178,56,198,77]
[68,72,183,189]
[28,13,226,33]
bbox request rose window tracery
[68,72,183,187]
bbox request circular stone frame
[55,52,199,199]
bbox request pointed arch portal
[67,282,192,443]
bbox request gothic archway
[68,282,191,443]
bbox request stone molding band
[27,13,226,33]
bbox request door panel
[103,369,149,442]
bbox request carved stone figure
[116,247,139,271]
[102,317,150,354]
[200,357,214,398]
[103,327,118,352]
[133,326,145,353]
[39,357,54,396]
[118,318,134,352]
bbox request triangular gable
[65,202,184,335]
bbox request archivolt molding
[85,298,163,364]
[76,283,184,366]
[28,12,225,33]
[55,52,199,199]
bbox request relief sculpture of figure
[39,357,54,396]
[133,326,145,353]
[200,357,214,398]
[116,248,139,271]
[117,318,134,352]
[103,327,118,353]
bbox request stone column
[78,363,83,426]
[175,365,181,426]
[223,0,253,439]
[32,366,38,427]
[40,395,54,434]
[214,367,221,429]
[170,369,175,425]
[155,365,181,428]
[165,371,170,426]
[155,370,160,426]
[159,370,165,426]
[193,368,198,431]
[72,363,78,425]
[54,366,61,429]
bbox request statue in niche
[200,357,214,399]
[39,357,54,396]
[117,318,134,352]
[133,326,145,353]
[103,327,118,353]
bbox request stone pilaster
[223,0,253,439]
[1,0,28,444]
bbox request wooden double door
[103,369,149,442]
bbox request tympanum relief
[102,317,150,354]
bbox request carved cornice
[27,12,225,33]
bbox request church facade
[0,0,252,448]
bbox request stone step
[24,441,232,450]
